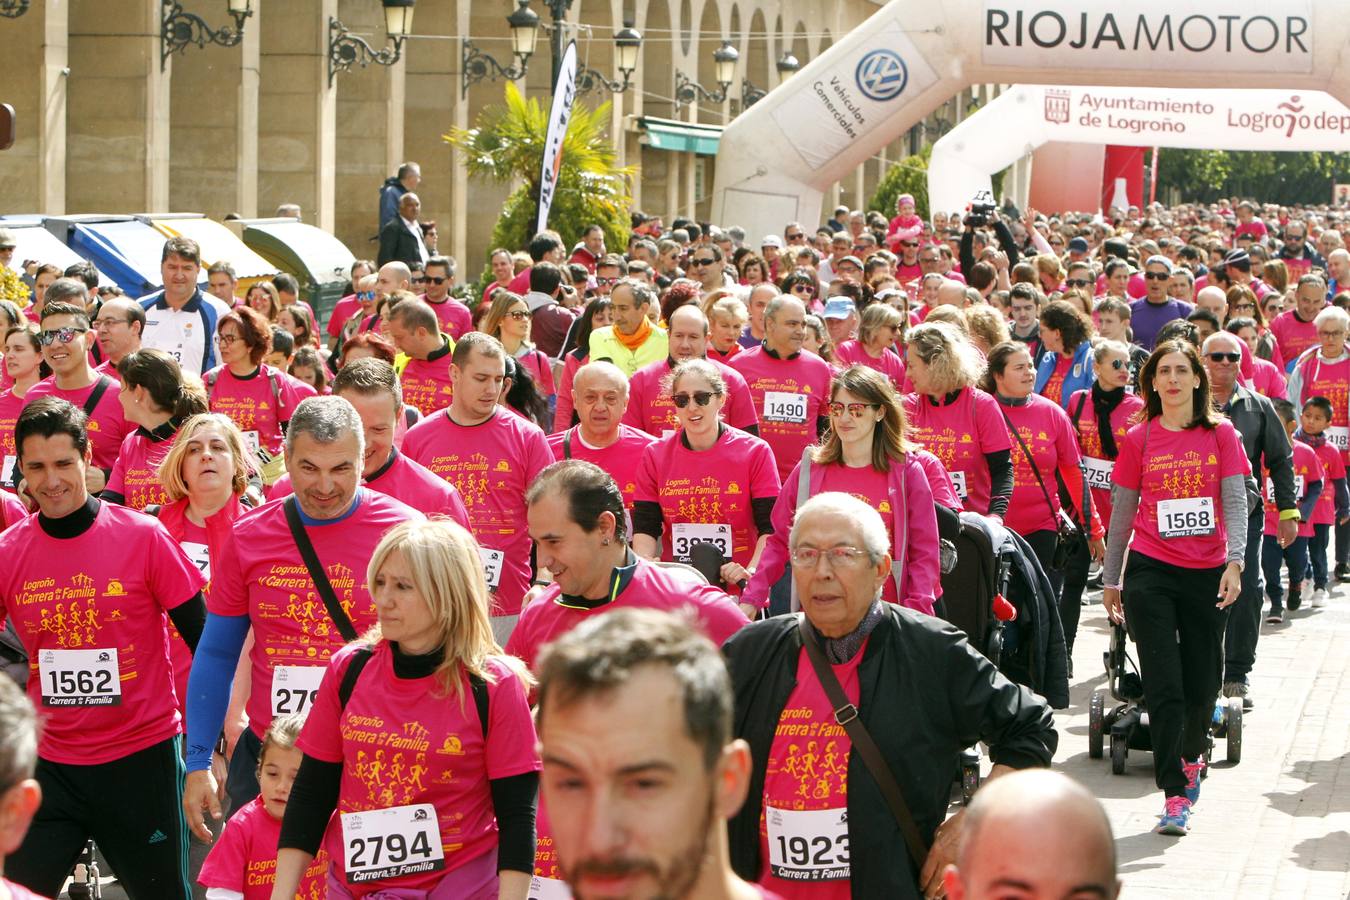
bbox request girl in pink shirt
[832,304,906,388]
[0,326,44,483]
[1101,339,1251,836]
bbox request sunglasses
[900,241,919,248]
[506,310,530,321]
[827,401,880,418]
[690,258,716,267]
[597,277,619,286]
[791,284,814,294]
[1206,352,1241,363]
[1233,303,1255,311]
[425,276,448,285]
[1144,271,1170,280]
[672,390,718,408]
[411,277,427,285]
[1106,358,1128,370]
[1065,278,1091,288]
[786,233,804,241]
[358,291,376,301]
[38,327,86,346]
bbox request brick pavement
[1057,585,1350,899]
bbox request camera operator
[960,194,1021,285]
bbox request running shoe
[1222,680,1253,711]
[1156,795,1192,835]
[1288,585,1302,611]
[1266,608,1284,624]
[1311,588,1329,609]
[1337,562,1350,583]
[1181,756,1205,807]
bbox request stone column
[0,1,67,213]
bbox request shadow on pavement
[1264,752,1350,818]
[1114,831,1171,872]
[1290,830,1350,872]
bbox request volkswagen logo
[855,49,908,103]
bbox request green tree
[1158,148,1350,205]
[445,83,635,299]
[869,144,1009,219]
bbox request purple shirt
[1129,297,1195,351]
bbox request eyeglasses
[672,390,719,408]
[1065,278,1091,288]
[506,310,530,321]
[219,333,243,346]
[425,276,448,285]
[1318,329,1347,338]
[1144,271,1170,280]
[919,255,940,264]
[597,277,619,286]
[791,284,814,294]
[827,401,880,418]
[38,327,86,346]
[1206,352,1241,363]
[785,233,804,241]
[789,546,871,569]
[93,317,129,330]
[1233,303,1255,311]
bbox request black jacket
[377,216,424,268]
[1222,383,1296,514]
[725,608,1057,899]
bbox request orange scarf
[613,314,652,352]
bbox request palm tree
[446,82,635,264]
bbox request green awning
[638,117,723,156]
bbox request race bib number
[1083,457,1114,491]
[528,876,572,900]
[1157,496,1216,539]
[671,522,732,564]
[766,806,850,881]
[478,547,504,590]
[243,430,261,456]
[38,648,120,707]
[1265,475,1306,503]
[342,803,445,884]
[0,455,15,485]
[950,470,968,501]
[181,541,211,581]
[661,429,676,440]
[1327,426,1349,451]
[271,665,325,716]
[763,391,808,424]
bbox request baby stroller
[1088,622,1242,774]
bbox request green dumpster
[227,218,356,330]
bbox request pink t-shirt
[268,451,471,527]
[505,558,748,672]
[547,424,656,511]
[209,490,420,737]
[402,408,554,616]
[1067,389,1145,526]
[0,879,47,900]
[105,429,174,510]
[25,375,134,470]
[0,387,24,477]
[1291,353,1350,459]
[1311,439,1346,525]
[1263,440,1321,538]
[423,296,474,341]
[197,795,329,899]
[1001,395,1083,536]
[729,346,834,479]
[758,643,863,900]
[0,502,205,764]
[328,294,361,339]
[516,347,557,398]
[623,358,759,438]
[1040,354,1073,408]
[551,351,584,434]
[635,428,782,570]
[1271,310,1321,370]
[903,388,1013,516]
[1112,419,1251,568]
[400,340,456,416]
[1249,356,1287,400]
[299,644,540,896]
[205,365,304,456]
[832,341,906,389]
[0,489,27,529]
[811,464,899,601]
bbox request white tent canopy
[711,0,1350,241]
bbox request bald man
[548,361,656,515]
[943,770,1119,900]
[1194,285,1228,322]
[937,279,967,308]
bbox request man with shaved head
[1194,285,1228,322]
[943,770,1119,900]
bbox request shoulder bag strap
[796,446,812,508]
[337,645,375,708]
[284,496,359,642]
[1072,392,1088,429]
[797,615,928,872]
[563,428,573,459]
[470,673,490,739]
[82,376,113,418]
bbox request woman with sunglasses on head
[1035,299,1096,409]
[778,268,821,313]
[484,290,556,405]
[832,303,906,388]
[742,365,947,615]
[1064,340,1143,654]
[1101,339,1250,836]
[632,359,780,604]
[245,281,282,324]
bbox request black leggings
[1122,552,1227,797]
[1022,529,1066,597]
[8,736,193,899]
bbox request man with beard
[533,607,772,900]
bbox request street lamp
[777,51,800,78]
[160,0,253,70]
[0,0,31,18]
[576,20,643,95]
[461,0,540,98]
[742,50,801,107]
[328,0,416,86]
[674,40,739,112]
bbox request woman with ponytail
[105,348,210,509]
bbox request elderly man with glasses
[724,492,1056,900]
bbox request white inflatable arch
[928,86,1350,216]
[710,1,1350,241]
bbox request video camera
[963,189,997,228]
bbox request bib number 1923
[1157,496,1215,539]
[766,806,850,881]
[342,803,445,883]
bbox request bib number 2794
[342,803,445,883]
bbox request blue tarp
[62,219,206,298]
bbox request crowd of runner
[0,191,1342,898]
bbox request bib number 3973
[671,522,731,564]
[38,648,120,707]
[1158,496,1216,539]
[764,391,808,423]
[271,665,325,716]
[766,806,850,881]
[342,803,445,883]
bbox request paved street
[1059,586,1350,899]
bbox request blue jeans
[1261,533,1310,612]
[1309,523,1332,589]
